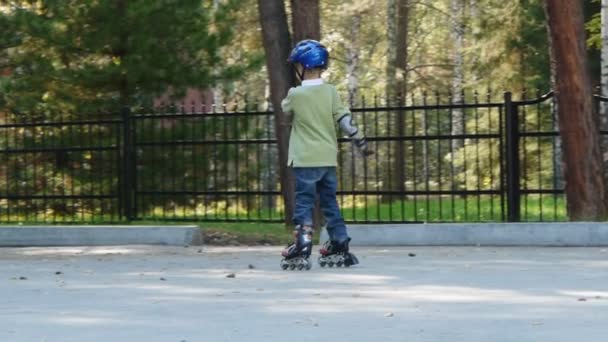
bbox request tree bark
[394,0,409,193]
[451,0,465,152]
[544,0,607,220]
[346,13,362,106]
[602,0,608,105]
[291,0,323,230]
[386,0,397,102]
[601,0,608,181]
[290,0,321,42]
[257,0,295,225]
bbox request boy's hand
[354,137,374,157]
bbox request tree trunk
[257,0,295,225]
[601,0,608,188]
[393,0,409,194]
[544,0,607,220]
[262,80,277,212]
[386,0,397,102]
[602,0,608,105]
[290,0,321,42]
[291,0,323,230]
[346,13,362,106]
[469,0,480,84]
[451,0,465,152]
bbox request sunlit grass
[2,194,567,224]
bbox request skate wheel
[297,264,304,270]
[305,262,312,270]
[289,263,296,270]
[281,263,289,270]
[328,262,334,268]
[336,261,343,267]
[319,261,326,268]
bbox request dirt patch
[202,229,283,246]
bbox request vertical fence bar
[434,91,443,221]
[121,107,135,220]
[536,90,543,221]
[504,92,521,222]
[362,99,369,222]
[448,92,456,221]
[387,95,393,221]
[474,91,481,220]
[399,93,406,222]
[487,90,496,221]
[373,95,380,221]
[552,93,559,220]
[411,95,418,221]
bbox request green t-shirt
[281,81,350,167]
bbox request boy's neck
[302,70,322,80]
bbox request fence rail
[1,92,606,223]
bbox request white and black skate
[280,226,313,271]
[318,239,359,268]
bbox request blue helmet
[288,40,329,70]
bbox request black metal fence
[1,92,606,223]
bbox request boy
[280,40,372,271]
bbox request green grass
[0,195,570,245]
[1,194,569,225]
[130,194,567,223]
[339,194,567,222]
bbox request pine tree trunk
[601,0,608,177]
[383,0,398,203]
[290,0,324,230]
[257,0,295,225]
[290,0,321,42]
[602,0,608,106]
[393,0,409,194]
[544,0,607,220]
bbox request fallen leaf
[248,264,255,269]
[226,273,236,278]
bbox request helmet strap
[292,64,305,85]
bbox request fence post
[121,107,135,220]
[504,92,520,222]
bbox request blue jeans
[292,167,348,243]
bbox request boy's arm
[332,89,373,156]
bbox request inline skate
[318,238,359,268]
[280,225,313,271]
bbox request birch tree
[451,0,465,152]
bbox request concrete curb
[320,222,608,246]
[0,226,203,247]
